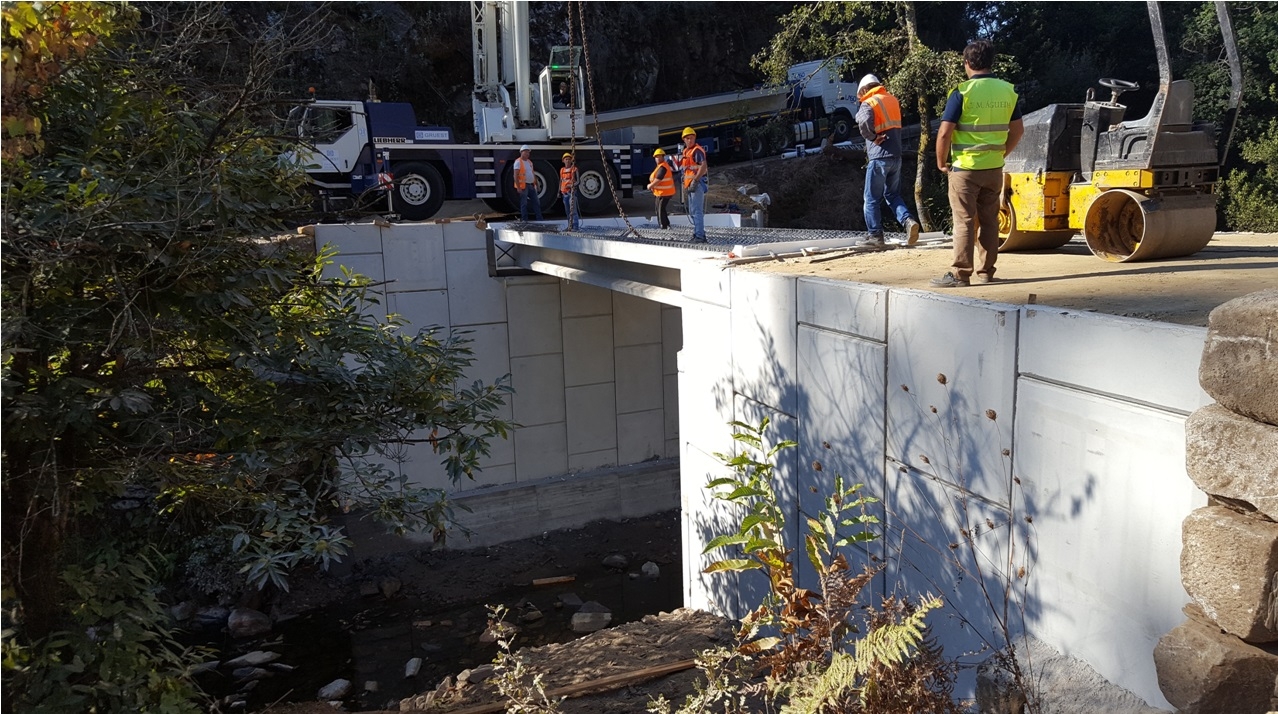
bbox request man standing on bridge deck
[514,145,543,222]
[560,152,580,231]
[855,74,921,248]
[680,127,708,243]
[647,148,677,229]
[932,40,1023,287]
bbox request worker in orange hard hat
[680,127,708,243]
[647,148,677,229]
[855,74,920,248]
[559,152,580,230]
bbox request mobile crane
[286,0,636,221]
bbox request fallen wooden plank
[530,575,576,586]
[435,658,698,714]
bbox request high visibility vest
[559,165,577,194]
[650,161,675,197]
[950,77,1019,171]
[513,157,535,190]
[861,86,903,135]
[680,144,706,189]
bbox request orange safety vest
[559,165,578,194]
[513,157,535,191]
[649,161,675,197]
[861,86,903,135]
[680,144,706,188]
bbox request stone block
[1181,505,1278,643]
[1200,289,1278,426]
[1154,604,1278,714]
[1186,404,1278,521]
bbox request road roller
[998,1,1242,262]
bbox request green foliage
[1223,118,1278,230]
[2,3,514,710]
[2,547,205,713]
[675,419,956,713]
[487,604,564,714]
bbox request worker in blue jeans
[513,144,543,222]
[855,74,920,247]
[559,153,580,230]
[680,127,708,243]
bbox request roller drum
[1083,190,1216,262]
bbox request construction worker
[513,145,543,222]
[855,74,921,247]
[680,127,708,243]
[647,148,677,229]
[932,40,1023,287]
[559,152,580,230]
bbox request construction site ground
[436,155,1277,327]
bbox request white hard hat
[857,74,881,94]
[520,144,530,151]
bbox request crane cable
[568,0,641,238]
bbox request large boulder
[1185,404,1278,522]
[1154,604,1278,714]
[1199,289,1278,426]
[1181,506,1278,643]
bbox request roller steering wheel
[1098,77,1140,103]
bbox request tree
[2,3,513,709]
[751,2,969,231]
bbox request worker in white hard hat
[679,127,708,243]
[513,145,543,222]
[855,73,920,248]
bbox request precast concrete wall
[678,268,1213,709]
[315,222,682,545]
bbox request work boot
[973,273,997,284]
[690,235,708,244]
[904,218,921,246]
[929,272,969,288]
[858,234,885,248]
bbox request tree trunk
[901,1,935,231]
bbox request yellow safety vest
[513,157,535,190]
[861,86,903,134]
[950,77,1019,171]
[650,161,675,197]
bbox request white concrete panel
[615,344,664,414]
[665,437,679,459]
[798,278,888,342]
[315,222,383,256]
[1015,379,1203,709]
[453,323,511,391]
[446,249,507,326]
[400,425,515,493]
[664,373,679,441]
[563,315,615,387]
[613,292,662,347]
[731,270,798,417]
[467,462,517,489]
[618,409,665,465]
[565,383,617,454]
[382,227,447,292]
[569,448,617,473]
[399,444,450,492]
[477,426,516,471]
[884,466,1019,701]
[561,280,614,318]
[886,291,1018,505]
[682,444,743,617]
[1019,306,1211,414]
[796,325,888,591]
[442,219,487,251]
[677,303,735,459]
[513,422,568,481]
[661,306,682,376]
[510,354,566,427]
[681,261,732,308]
[507,281,563,358]
[387,290,449,334]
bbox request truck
[587,58,865,163]
[286,0,638,221]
